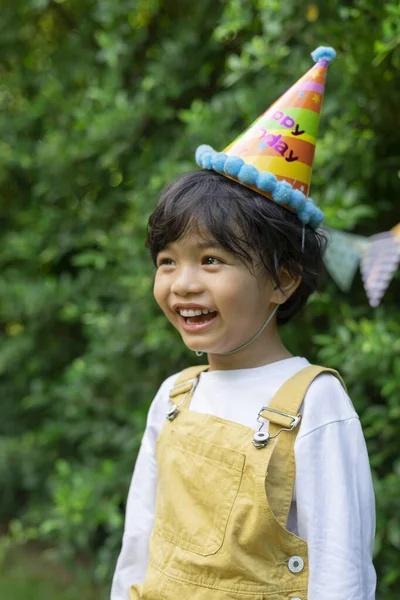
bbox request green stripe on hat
[260,108,321,139]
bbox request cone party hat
[195,46,336,229]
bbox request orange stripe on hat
[242,134,316,167]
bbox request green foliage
[0,545,105,600]
[0,0,399,597]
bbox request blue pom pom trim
[238,164,258,185]
[311,46,336,63]
[195,145,213,164]
[272,181,294,205]
[297,199,315,224]
[290,189,307,211]
[194,145,325,229]
[225,156,244,177]
[309,204,324,229]
[257,172,277,193]
[212,152,228,172]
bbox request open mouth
[183,311,218,324]
[177,311,218,332]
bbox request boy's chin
[182,341,208,354]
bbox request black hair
[146,170,327,325]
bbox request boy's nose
[170,268,204,296]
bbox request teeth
[179,308,212,317]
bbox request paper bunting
[322,229,368,292]
[360,225,400,307]
[322,223,400,306]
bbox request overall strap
[262,365,346,528]
[169,365,209,410]
[260,365,346,430]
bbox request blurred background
[0,0,399,598]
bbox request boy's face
[153,230,282,359]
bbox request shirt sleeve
[110,375,176,600]
[295,417,377,600]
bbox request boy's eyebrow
[161,240,225,252]
[196,241,224,249]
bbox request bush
[0,0,399,596]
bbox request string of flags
[321,223,400,307]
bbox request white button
[288,555,304,573]
[253,431,270,443]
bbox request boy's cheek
[153,277,165,309]
[153,289,178,327]
[154,295,173,322]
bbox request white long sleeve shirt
[111,356,376,600]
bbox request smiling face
[153,229,291,369]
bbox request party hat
[195,46,336,229]
[360,225,400,307]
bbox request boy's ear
[271,269,302,304]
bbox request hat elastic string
[195,304,279,357]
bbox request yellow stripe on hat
[258,128,317,145]
[248,156,312,183]
[225,128,317,153]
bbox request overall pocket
[155,433,245,556]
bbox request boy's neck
[207,329,293,372]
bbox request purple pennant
[360,231,400,307]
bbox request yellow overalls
[130,364,346,600]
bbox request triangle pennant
[322,228,368,292]
[360,230,400,307]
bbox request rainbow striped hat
[195,46,336,229]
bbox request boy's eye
[156,256,223,267]
[203,256,223,265]
[157,258,174,267]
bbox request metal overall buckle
[166,377,200,421]
[252,407,301,448]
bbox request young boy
[111,47,376,600]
